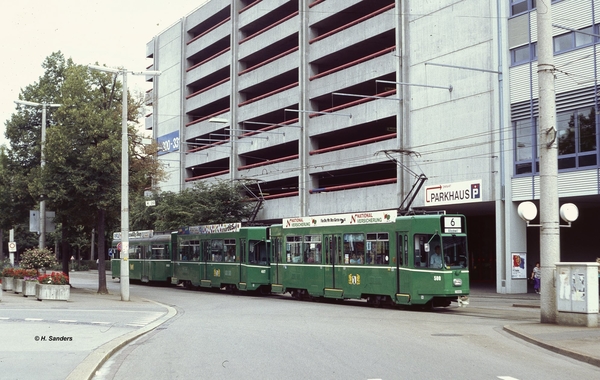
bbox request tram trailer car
[172,223,271,293]
[269,210,469,308]
[111,210,470,308]
[111,230,175,284]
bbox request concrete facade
[144,0,600,293]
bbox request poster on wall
[511,252,527,279]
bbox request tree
[130,181,257,231]
[2,52,162,295]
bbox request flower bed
[36,272,70,301]
[1,267,14,291]
[38,272,69,285]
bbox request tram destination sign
[442,216,463,233]
[284,210,397,229]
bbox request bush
[20,248,57,270]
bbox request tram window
[303,235,321,264]
[210,239,225,262]
[130,245,142,259]
[179,240,199,261]
[414,234,443,268]
[273,238,282,263]
[249,240,268,264]
[344,233,365,264]
[224,239,236,262]
[286,235,302,263]
[442,236,468,269]
[240,239,247,263]
[414,235,427,267]
[403,235,408,266]
[366,233,389,265]
[396,234,403,266]
[151,244,167,259]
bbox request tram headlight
[453,278,462,286]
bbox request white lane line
[91,321,111,325]
[25,318,43,321]
[126,324,146,327]
[59,320,78,323]
[498,377,520,380]
[0,317,9,320]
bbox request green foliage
[0,51,162,278]
[130,180,257,231]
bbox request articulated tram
[111,210,470,308]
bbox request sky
[0,0,209,147]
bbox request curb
[503,325,600,368]
[65,298,177,380]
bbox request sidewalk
[470,284,600,368]
[0,272,176,380]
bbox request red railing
[187,47,230,72]
[186,77,230,100]
[185,169,229,182]
[310,178,396,193]
[187,17,231,45]
[186,109,230,127]
[309,133,396,155]
[239,83,298,107]
[240,0,262,13]
[309,89,397,118]
[238,154,298,170]
[239,11,299,44]
[310,46,395,81]
[239,46,298,75]
[310,4,395,44]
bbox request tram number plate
[433,275,441,281]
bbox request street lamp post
[14,100,61,249]
[88,65,161,301]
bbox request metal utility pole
[88,65,160,301]
[14,100,61,249]
[537,1,559,323]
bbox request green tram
[111,230,175,283]
[269,210,470,308]
[172,223,271,293]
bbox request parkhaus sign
[424,180,482,206]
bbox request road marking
[126,323,146,327]
[498,377,520,380]
[59,320,77,323]
[91,321,111,325]
[25,318,43,321]
[0,317,9,320]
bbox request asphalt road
[92,280,599,380]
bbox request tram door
[141,244,151,282]
[324,234,342,290]
[396,233,410,296]
[239,238,247,289]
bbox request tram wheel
[368,296,382,308]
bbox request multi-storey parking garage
[144,0,600,293]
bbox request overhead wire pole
[14,100,61,249]
[537,1,560,323]
[88,65,161,301]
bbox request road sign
[8,241,17,252]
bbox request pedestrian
[531,262,541,294]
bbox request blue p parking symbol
[471,184,480,199]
